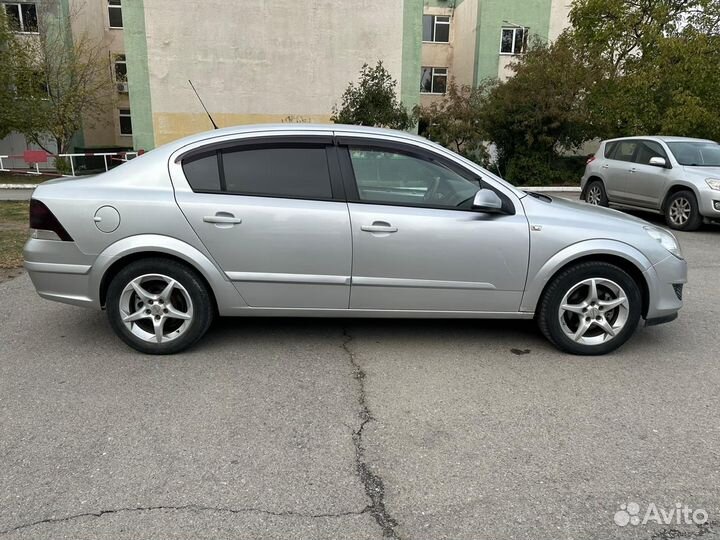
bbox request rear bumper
[23,238,99,309]
[642,254,687,321]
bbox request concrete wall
[136,0,408,146]
[548,0,573,41]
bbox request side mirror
[649,157,668,168]
[472,189,504,213]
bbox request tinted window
[183,152,221,191]
[634,141,666,165]
[612,141,638,162]
[422,15,434,41]
[222,146,332,199]
[349,148,481,209]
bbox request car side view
[24,125,687,355]
[581,136,720,230]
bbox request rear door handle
[361,222,398,233]
[601,164,609,169]
[628,168,637,173]
[203,213,242,225]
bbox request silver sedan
[24,125,687,355]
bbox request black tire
[664,190,702,231]
[537,261,642,355]
[584,180,609,207]
[106,257,214,354]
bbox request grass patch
[0,201,29,269]
[0,201,29,225]
[0,230,28,268]
[0,172,54,185]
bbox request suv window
[611,140,638,162]
[604,141,618,159]
[634,140,667,165]
[348,147,481,209]
[222,146,332,198]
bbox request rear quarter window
[604,142,618,159]
[182,152,221,191]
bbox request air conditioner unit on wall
[116,82,128,93]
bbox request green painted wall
[401,0,423,130]
[123,0,154,150]
[473,0,553,85]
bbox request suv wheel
[107,258,214,354]
[585,180,608,207]
[538,262,642,355]
[665,190,702,231]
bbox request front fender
[520,239,653,313]
[89,234,247,311]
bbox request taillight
[29,199,73,241]
[586,156,596,165]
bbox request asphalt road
[1,212,719,539]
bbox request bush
[504,153,585,186]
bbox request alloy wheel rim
[587,186,601,205]
[119,274,194,344]
[558,278,630,346]
[669,198,690,226]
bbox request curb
[0,184,38,189]
[519,186,581,192]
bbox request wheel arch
[581,175,605,198]
[661,183,700,212]
[522,241,652,318]
[89,234,244,311]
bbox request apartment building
[419,0,572,107]
[2,0,571,154]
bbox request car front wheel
[106,258,214,354]
[538,262,642,355]
[664,190,702,231]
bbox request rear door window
[221,146,332,199]
[611,141,638,162]
[604,141,618,158]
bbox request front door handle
[203,213,242,225]
[361,222,398,233]
[628,168,637,174]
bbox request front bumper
[642,253,687,322]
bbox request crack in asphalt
[0,504,369,536]
[342,328,402,540]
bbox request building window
[108,0,122,28]
[119,108,132,135]
[500,27,528,54]
[114,54,127,81]
[422,15,450,43]
[3,3,38,33]
[420,67,448,94]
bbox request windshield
[667,141,720,166]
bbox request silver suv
[581,136,720,230]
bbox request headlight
[706,178,720,191]
[644,226,683,259]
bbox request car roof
[162,123,430,151]
[603,135,717,144]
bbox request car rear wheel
[107,258,214,354]
[664,190,702,231]
[537,262,642,355]
[584,180,608,207]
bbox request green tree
[480,37,594,184]
[1,1,113,153]
[569,0,720,140]
[331,61,412,130]
[416,81,490,164]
